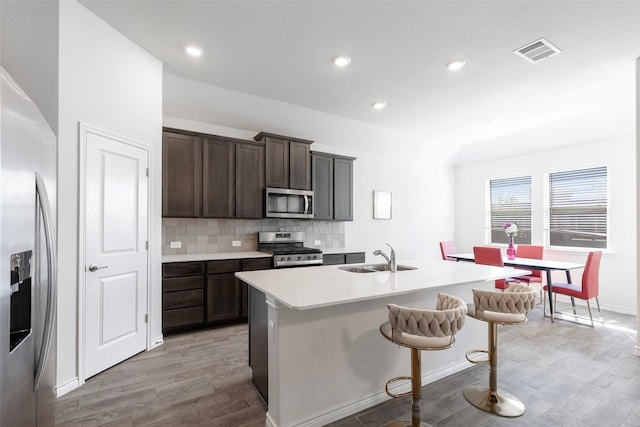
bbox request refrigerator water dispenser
[9,250,32,353]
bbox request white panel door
[84,128,149,379]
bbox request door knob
[88,264,108,272]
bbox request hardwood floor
[54,325,266,426]
[55,303,639,426]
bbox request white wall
[0,0,59,134]
[164,73,458,262]
[57,1,163,392]
[456,137,637,314]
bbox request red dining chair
[543,251,603,327]
[515,244,544,300]
[439,241,457,261]
[473,246,509,290]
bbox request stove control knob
[287,256,291,261]
[297,256,302,260]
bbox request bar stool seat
[464,284,536,418]
[380,293,467,427]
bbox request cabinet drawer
[163,307,204,329]
[163,276,204,292]
[207,259,242,274]
[323,254,345,265]
[163,262,205,278]
[345,252,365,264]
[163,289,203,310]
[243,257,272,271]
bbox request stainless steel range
[258,231,323,267]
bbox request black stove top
[260,246,322,255]
[257,231,323,267]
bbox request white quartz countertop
[235,259,529,310]
[162,251,270,263]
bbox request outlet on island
[232,240,242,247]
[170,241,182,249]
[314,240,321,246]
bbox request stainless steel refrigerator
[0,67,57,426]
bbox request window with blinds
[548,166,607,249]
[489,176,532,244]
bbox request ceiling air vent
[514,38,561,63]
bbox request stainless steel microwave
[265,187,314,219]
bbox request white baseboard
[150,335,164,349]
[55,377,81,397]
[265,413,276,427]
[554,295,637,316]
[265,360,470,427]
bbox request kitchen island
[236,258,526,427]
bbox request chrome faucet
[373,243,397,272]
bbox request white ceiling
[80,1,640,162]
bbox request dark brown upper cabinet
[254,132,313,190]
[334,156,354,221]
[203,136,235,218]
[163,128,265,219]
[311,152,334,220]
[162,131,202,217]
[311,151,355,221]
[235,141,265,218]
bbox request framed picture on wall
[373,191,392,219]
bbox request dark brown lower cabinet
[163,307,203,330]
[249,287,268,404]
[206,260,242,325]
[207,273,240,323]
[162,257,272,334]
[322,253,344,265]
[322,252,365,265]
[345,252,365,264]
[162,263,205,333]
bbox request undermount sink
[337,266,377,273]
[365,263,418,272]
[338,263,418,273]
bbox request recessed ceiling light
[490,118,502,125]
[185,45,203,57]
[371,101,386,110]
[446,59,466,71]
[332,55,351,67]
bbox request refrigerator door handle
[34,173,57,392]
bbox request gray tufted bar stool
[380,293,467,427]
[464,283,536,417]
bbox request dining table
[448,252,585,321]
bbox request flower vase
[506,235,516,260]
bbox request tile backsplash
[162,218,345,255]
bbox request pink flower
[503,222,518,236]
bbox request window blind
[490,176,532,244]
[548,166,607,248]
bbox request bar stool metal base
[463,386,525,417]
